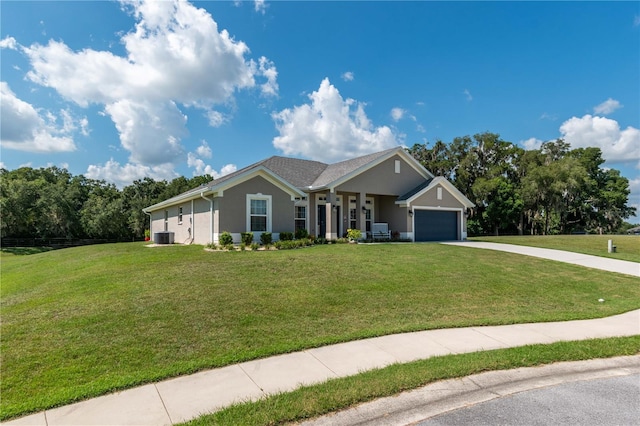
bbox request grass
[183,336,640,426]
[2,242,639,419]
[470,234,640,263]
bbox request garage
[414,210,458,241]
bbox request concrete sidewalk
[5,309,639,426]
[442,241,640,277]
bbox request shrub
[260,232,272,246]
[206,242,218,250]
[315,237,328,245]
[240,232,254,245]
[275,239,311,250]
[294,228,309,240]
[250,242,260,251]
[239,243,246,251]
[279,231,294,241]
[219,231,233,247]
[347,228,362,241]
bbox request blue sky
[1,1,639,218]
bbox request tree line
[0,167,212,240]
[407,132,636,235]
[0,132,635,241]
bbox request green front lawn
[470,235,640,263]
[2,242,639,419]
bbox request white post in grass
[608,239,613,253]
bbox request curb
[301,355,640,426]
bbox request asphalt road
[417,374,640,426]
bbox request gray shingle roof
[159,147,407,207]
[397,178,434,201]
[203,146,403,192]
[310,147,400,188]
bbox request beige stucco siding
[218,175,295,233]
[377,196,410,234]
[192,198,212,245]
[411,184,466,209]
[335,155,425,196]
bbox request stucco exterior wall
[411,184,466,209]
[377,195,410,234]
[218,175,295,234]
[335,155,426,196]
[192,197,212,245]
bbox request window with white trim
[437,187,443,200]
[246,194,272,233]
[295,206,306,231]
[178,207,183,224]
[349,196,357,229]
[394,159,400,174]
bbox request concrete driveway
[442,241,640,277]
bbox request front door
[317,205,326,238]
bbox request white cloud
[522,137,544,151]
[20,0,275,167]
[540,112,557,121]
[593,98,622,115]
[416,124,426,133]
[206,110,229,128]
[196,141,212,158]
[463,89,473,101]
[257,56,278,97]
[559,115,640,166]
[86,159,177,188]
[0,82,77,153]
[272,78,398,163]
[0,36,17,50]
[254,0,267,14]
[341,71,354,82]
[391,107,406,122]
[104,99,186,165]
[187,152,236,178]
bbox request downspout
[200,192,214,244]
[190,199,195,244]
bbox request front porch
[307,192,411,240]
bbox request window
[247,195,272,233]
[365,199,373,233]
[349,196,357,229]
[250,199,267,232]
[395,159,400,174]
[295,206,306,231]
[437,187,443,200]
[164,210,169,231]
[178,207,183,224]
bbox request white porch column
[357,192,367,236]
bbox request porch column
[326,192,335,240]
[309,195,316,237]
[357,192,367,236]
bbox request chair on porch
[372,222,391,240]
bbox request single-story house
[143,147,474,244]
